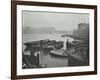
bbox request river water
[23,33,74,68]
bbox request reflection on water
[39,52,68,68]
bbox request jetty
[23,39,64,68]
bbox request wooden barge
[24,39,64,51]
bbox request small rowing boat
[50,49,68,58]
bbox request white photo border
[17,5,94,75]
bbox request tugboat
[67,50,88,66]
[67,40,89,66]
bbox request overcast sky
[22,11,89,31]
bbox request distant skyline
[23,11,89,31]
